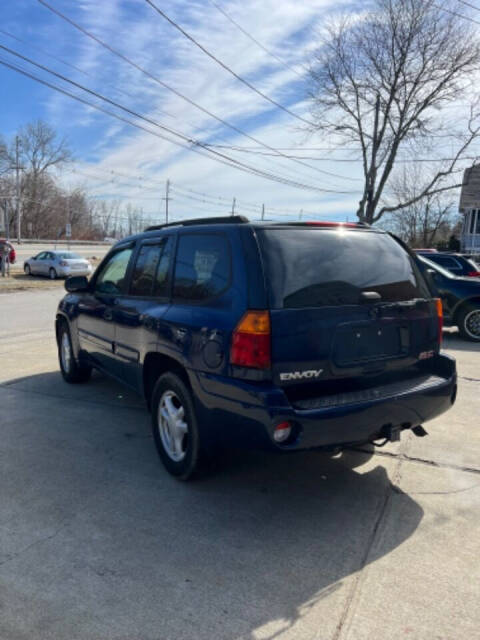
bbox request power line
[430,1,480,25]
[37,0,351,185]
[0,28,91,78]
[144,0,313,126]
[0,50,357,195]
[456,0,480,16]
[208,0,307,79]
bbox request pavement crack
[348,446,480,476]
[459,376,480,383]
[0,521,69,570]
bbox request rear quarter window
[258,228,429,309]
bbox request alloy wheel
[464,309,480,340]
[158,390,189,462]
[60,332,72,373]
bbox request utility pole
[299,209,303,221]
[261,204,265,221]
[3,199,9,240]
[162,179,171,224]
[15,136,21,244]
[231,197,236,216]
[67,198,71,249]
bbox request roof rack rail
[279,221,371,228]
[145,215,249,232]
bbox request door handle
[103,309,113,321]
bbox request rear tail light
[467,271,480,277]
[60,260,68,266]
[230,310,271,369]
[435,298,443,346]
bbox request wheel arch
[143,351,191,411]
[452,296,480,325]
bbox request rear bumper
[190,354,457,450]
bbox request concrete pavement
[0,289,479,640]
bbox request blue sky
[1,0,370,222]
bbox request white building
[459,165,480,254]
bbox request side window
[173,233,231,302]
[35,252,46,260]
[95,247,133,295]
[129,237,173,297]
[435,256,460,270]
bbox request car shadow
[0,370,424,640]
[443,328,480,353]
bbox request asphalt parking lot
[1,289,479,640]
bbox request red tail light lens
[435,298,443,346]
[231,311,271,369]
[467,271,480,277]
[60,261,68,266]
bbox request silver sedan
[24,251,93,279]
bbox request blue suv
[56,217,457,479]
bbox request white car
[24,251,93,279]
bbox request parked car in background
[416,255,480,341]
[416,251,480,278]
[24,251,93,279]
[55,217,456,479]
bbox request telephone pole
[15,136,21,243]
[299,209,303,221]
[261,204,265,221]
[162,179,171,223]
[231,197,236,216]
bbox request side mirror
[65,275,89,292]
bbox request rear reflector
[230,310,271,369]
[435,298,443,346]
[273,421,292,443]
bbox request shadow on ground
[0,370,423,640]
[443,328,480,353]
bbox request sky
[0,0,474,226]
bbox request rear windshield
[258,228,428,309]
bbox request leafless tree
[308,0,480,223]
[15,120,72,177]
[384,165,458,246]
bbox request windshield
[258,228,429,309]
[417,255,455,279]
[57,252,82,259]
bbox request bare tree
[308,0,480,223]
[385,165,458,246]
[15,120,71,177]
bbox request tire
[57,322,92,383]
[151,372,204,480]
[458,304,480,342]
[24,264,31,276]
[49,267,57,280]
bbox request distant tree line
[0,120,146,241]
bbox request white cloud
[39,0,362,221]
